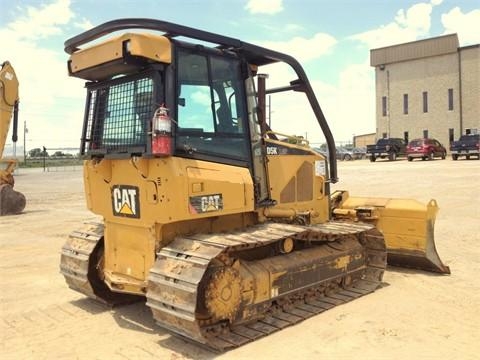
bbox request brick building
[370,34,479,149]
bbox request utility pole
[42,146,47,172]
[23,120,27,165]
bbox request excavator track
[146,221,386,351]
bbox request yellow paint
[69,33,171,78]
[265,139,329,224]
[119,203,134,215]
[334,255,351,269]
[335,192,440,256]
[191,182,203,193]
[1,62,20,184]
[83,157,255,294]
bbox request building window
[403,94,408,114]
[423,91,428,113]
[404,131,409,143]
[423,129,429,138]
[449,128,454,143]
[382,96,387,117]
[448,88,454,111]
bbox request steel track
[146,221,386,351]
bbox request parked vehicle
[336,147,354,161]
[450,134,480,160]
[314,146,360,161]
[406,138,447,161]
[366,138,407,162]
[351,147,367,160]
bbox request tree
[28,147,49,158]
[28,148,41,158]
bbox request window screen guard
[81,73,155,156]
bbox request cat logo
[189,194,223,214]
[112,185,140,218]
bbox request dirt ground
[1,159,479,360]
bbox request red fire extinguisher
[151,104,173,156]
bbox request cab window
[175,49,248,164]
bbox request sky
[1,0,479,153]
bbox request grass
[18,158,83,168]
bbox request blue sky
[1,0,479,151]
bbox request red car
[407,138,447,161]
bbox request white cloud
[1,0,87,150]
[75,18,94,31]
[441,7,480,45]
[394,3,433,32]
[257,33,337,63]
[351,1,439,49]
[8,0,74,40]
[284,23,305,33]
[245,0,284,15]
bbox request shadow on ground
[70,297,217,359]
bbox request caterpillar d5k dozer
[0,61,26,216]
[60,19,447,351]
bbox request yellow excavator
[0,61,26,215]
[60,19,449,351]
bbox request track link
[146,221,386,351]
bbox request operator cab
[73,34,258,163]
[70,32,268,202]
[67,19,337,207]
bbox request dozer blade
[333,194,450,274]
[0,184,26,215]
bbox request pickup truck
[450,134,480,160]
[366,138,407,162]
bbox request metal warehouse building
[370,34,479,149]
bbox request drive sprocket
[204,267,242,321]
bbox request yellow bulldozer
[60,19,449,351]
[0,61,26,215]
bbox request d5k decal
[112,185,140,218]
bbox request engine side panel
[82,156,255,292]
[265,139,329,224]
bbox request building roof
[370,33,459,67]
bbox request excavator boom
[0,61,26,215]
